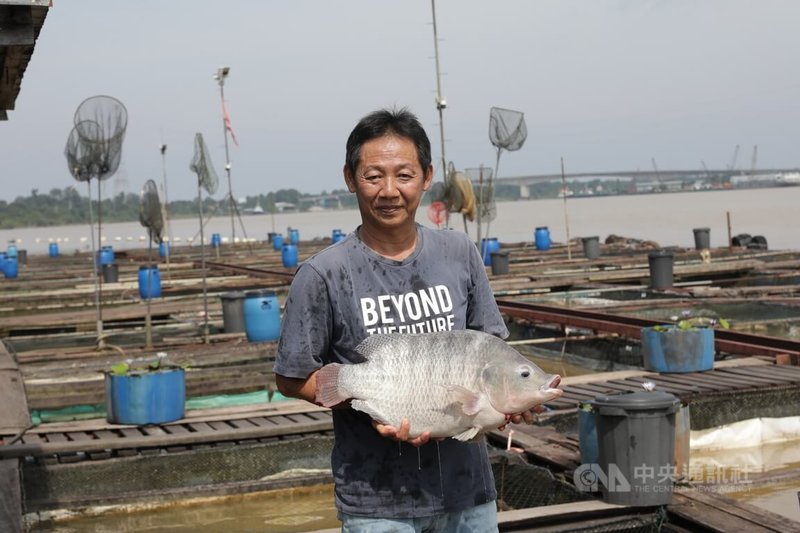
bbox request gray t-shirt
[274,224,508,518]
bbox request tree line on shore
[0,179,628,229]
[0,187,351,229]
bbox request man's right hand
[373,418,431,447]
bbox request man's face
[344,135,433,233]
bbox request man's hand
[499,405,547,430]
[373,418,431,447]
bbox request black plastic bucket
[581,236,600,259]
[490,251,509,275]
[220,291,246,333]
[692,227,710,250]
[102,263,119,283]
[648,250,674,289]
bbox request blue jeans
[339,500,498,532]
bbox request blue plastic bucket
[282,243,298,268]
[288,228,299,245]
[211,233,221,247]
[272,233,284,251]
[159,241,170,258]
[3,257,18,279]
[97,246,114,272]
[332,229,344,243]
[7,244,17,258]
[105,369,185,425]
[138,265,162,299]
[480,238,500,266]
[49,242,59,258]
[535,226,551,251]
[640,326,715,373]
[243,290,281,342]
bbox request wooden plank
[669,490,797,533]
[721,365,800,382]
[0,343,31,434]
[621,376,702,394]
[692,371,776,388]
[635,373,729,392]
[0,415,333,459]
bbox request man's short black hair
[345,108,432,177]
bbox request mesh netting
[21,436,334,511]
[688,387,800,430]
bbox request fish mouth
[545,374,561,389]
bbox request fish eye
[519,365,532,378]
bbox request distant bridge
[482,168,799,197]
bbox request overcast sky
[1,0,798,202]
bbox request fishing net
[426,163,477,224]
[139,179,164,246]
[489,107,527,153]
[72,95,128,181]
[465,167,494,224]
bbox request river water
[2,187,799,254]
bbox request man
[275,108,519,531]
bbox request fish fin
[350,400,388,425]
[315,363,348,408]
[353,334,405,361]
[446,385,484,416]
[451,427,482,442]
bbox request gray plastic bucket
[693,227,710,250]
[582,236,600,259]
[220,291,246,333]
[490,251,509,275]
[593,391,680,506]
[648,250,674,289]
[102,263,119,283]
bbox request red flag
[222,101,239,147]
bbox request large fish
[315,329,563,441]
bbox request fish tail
[315,363,347,408]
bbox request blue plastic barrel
[480,238,500,266]
[97,245,114,271]
[272,233,284,251]
[535,226,551,251]
[288,228,299,245]
[332,229,344,243]
[282,243,298,268]
[159,241,170,258]
[105,369,186,425]
[3,257,18,279]
[49,242,59,257]
[211,233,221,247]
[138,265,162,299]
[7,244,17,258]
[243,290,281,342]
[0,253,6,277]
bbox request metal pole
[160,144,173,281]
[561,157,572,261]
[431,0,447,184]
[217,69,236,245]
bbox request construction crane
[651,157,662,190]
[727,144,740,173]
